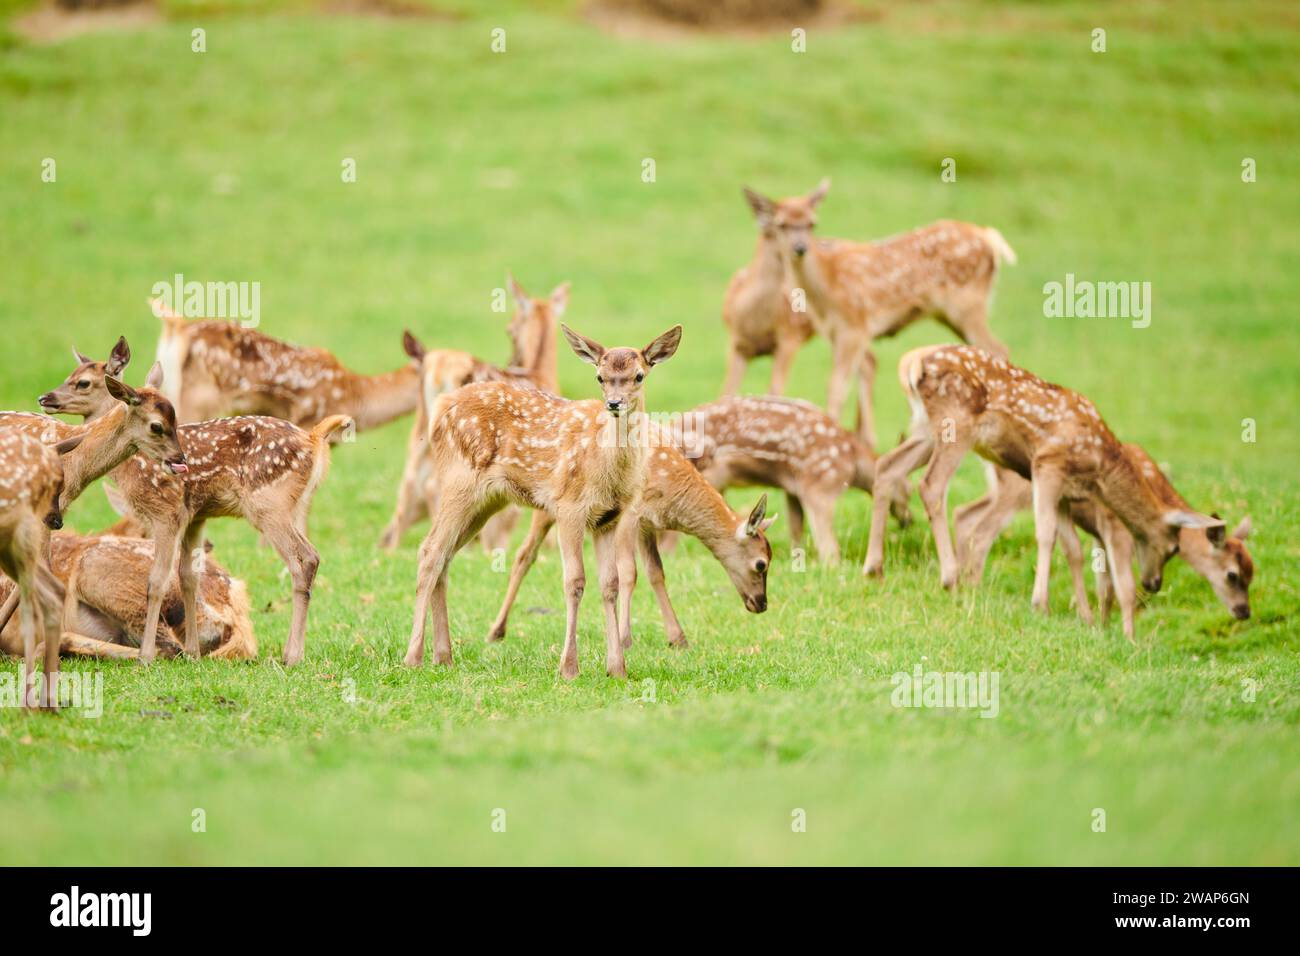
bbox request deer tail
[148,297,188,332]
[310,414,353,446]
[982,228,1017,266]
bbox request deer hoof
[402,652,424,668]
[863,562,884,579]
[559,661,579,681]
[606,661,627,679]
[485,625,506,643]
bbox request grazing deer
[0,528,256,661]
[405,323,682,679]
[681,395,911,564]
[0,428,80,709]
[955,452,1253,636]
[379,275,568,551]
[484,437,775,649]
[748,179,1014,450]
[150,298,418,430]
[721,190,816,396]
[863,345,1228,638]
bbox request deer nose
[1143,574,1163,593]
[38,392,58,409]
[792,242,807,257]
[1233,604,1251,621]
[746,594,767,613]
[45,509,63,530]
[606,400,622,413]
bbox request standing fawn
[485,435,775,649]
[0,429,80,708]
[150,299,418,430]
[379,275,568,550]
[864,345,1227,638]
[33,345,348,664]
[749,179,1014,449]
[405,323,682,679]
[681,395,911,564]
[0,527,256,661]
[955,450,1253,636]
[721,189,815,396]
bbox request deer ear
[642,325,683,367]
[104,376,140,406]
[808,177,831,206]
[402,330,426,362]
[743,187,776,224]
[745,494,768,536]
[144,361,164,390]
[561,325,605,366]
[54,434,84,456]
[106,336,131,376]
[1231,516,1252,541]
[549,281,570,317]
[1164,510,1224,533]
[73,346,92,365]
[103,482,130,517]
[508,273,530,312]
[1207,523,1227,548]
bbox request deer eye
[755,560,767,573]
[76,380,90,389]
[635,372,644,384]
[1226,570,1240,585]
[596,375,604,385]
[150,422,164,435]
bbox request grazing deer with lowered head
[485,436,775,649]
[955,452,1253,638]
[150,298,418,431]
[681,395,911,564]
[721,190,816,396]
[405,323,682,679]
[0,429,81,708]
[749,179,1014,450]
[379,275,568,551]
[0,525,256,661]
[863,345,1229,638]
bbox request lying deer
[864,345,1227,638]
[0,528,256,661]
[34,346,348,665]
[405,323,682,679]
[749,179,1014,450]
[721,189,815,396]
[379,275,568,550]
[955,452,1253,636]
[681,395,911,564]
[484,435,775,649]
[150,298,418,430]
[0,428,78,708]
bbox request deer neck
[60,405,134,505]
[1096,447,1169,543]
[665,473,739,555]
[344,365,420,431]
[518,320,559,394]
[751,234,787,289]
[785,245,833,315]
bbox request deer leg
[614,518,641,649]
[555,514,587,681]
[140,524,183,665]
[19,583,37,710]
[721,343,747,397]
[593,526,625,679]
[918,438,971,591]
[784,492,806,554]
[479,507,518,555]
[1029,467,1066,614]
[1094,540,1115,624]
[257,515,319,667]
[0,589,17,639]
[768,331,800,396]
[805,491,841,564]
[379,412,432,550]
[1098,520,1137,642]
[486,509,554,642]
[177,521,207,659]
[864,435,933,578]
[1055,514,1094,625]
[957,301,1010,361]
[637,523,687,648]
[853,347,879,452]
[825,334,861,434]
[953,496,993,569]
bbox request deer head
[720,494,777,613]
[743,178,831,260]
[562,324,682,417]
[102,362,188,475]
[39,337,132,418]
[1175,516,1254,620]
[507,274,568,370]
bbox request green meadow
[0,0,1296,864]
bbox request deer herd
[1,180,1255,708]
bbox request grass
[0,0,1297,864]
